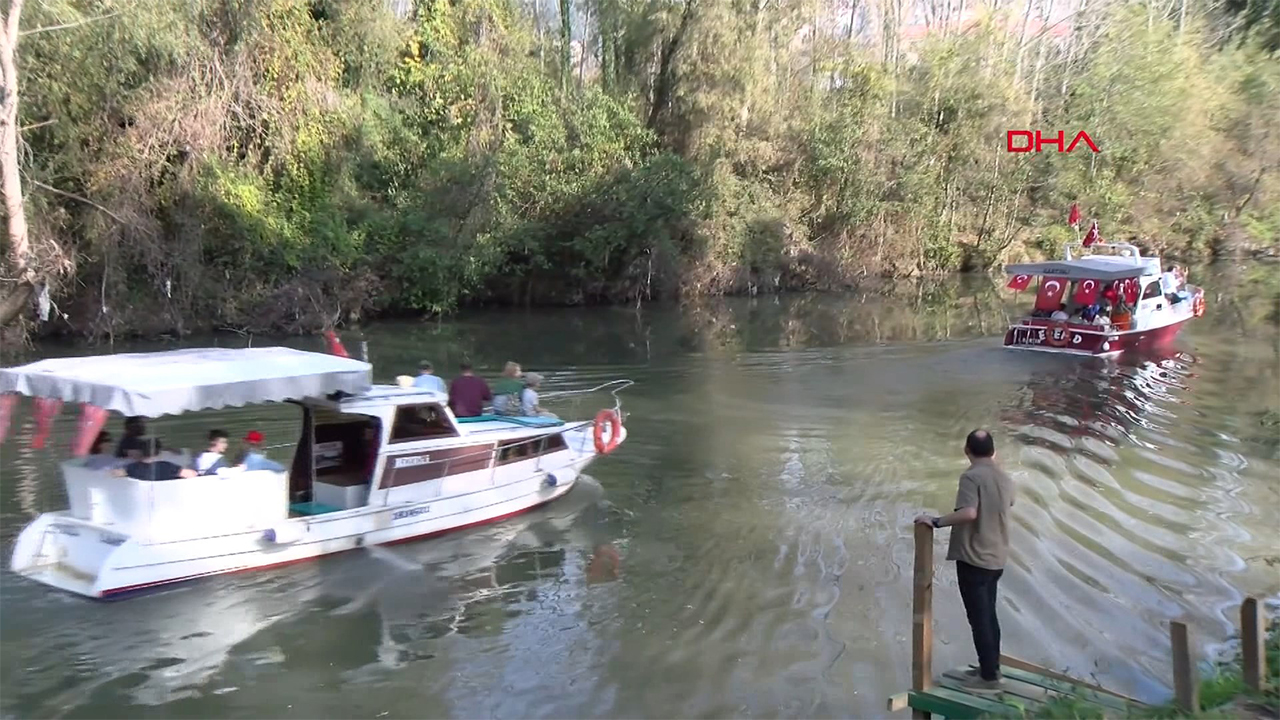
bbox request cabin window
[496,433,567,465]
[390,404,459,444]
[1141,282,1162,300]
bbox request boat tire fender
[593,409,622,455]
[1193,295,1205,318]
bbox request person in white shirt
[194,429,229,475]
[412,361,447,393]
[520,373,559,419]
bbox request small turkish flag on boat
[1034,277,1068,311]
[1073,278,1101,305]
[1124,277,1140,304]
[71,404,110,457]
[1007,274,1033,291]
[1082,220,1101,247]
[324,330,350,358]
[1068,203,1081,229]
[0,393,17,444]
[30,397,63,450]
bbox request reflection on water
[2,269,1278,719]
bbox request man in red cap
[243,430,286,473]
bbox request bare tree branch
[29,178,131,226]
[19,10,122,37]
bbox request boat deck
[891,657,1147,718]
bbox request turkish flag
[323,330,350,358]
[1102,283,1119,303]
[1068,203,1081,229]
[0,393,17,444]
[31,397,63,450]
[1007,274,1033,291]
[70,404,110,457]
[1082,220,1101,247]
[1034,277,1068,311]
[1074,278,1101,305]
[1124,277,1140,304]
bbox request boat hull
[1003,314,1192,357]
[11,426,621,599]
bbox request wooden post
[912,523,934,719]
[1171,620,1199,713]
[1242,597,1266,692]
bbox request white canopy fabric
[0,347,373,418]
[1005,256,1158,282]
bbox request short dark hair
[459,362,473,372]
[965,429,995,458]
[209,429,228,442]
[420,360,433,372]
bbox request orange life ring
[1046,321,1070,347]
[593,409,621,455]
[1192,295,1205,318]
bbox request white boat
[0,347,628,599]
[1002,242,1206,357]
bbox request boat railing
[1064,241,1143,261]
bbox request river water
[2,269,1278,719]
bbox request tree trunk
[1,0,29,282]
[559,0,572,90]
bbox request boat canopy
[1005,256,1155,282]
[0,347,373,418]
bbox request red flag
[323,330,350,358]
[30,397,63,450]
[1034,277,1068,312]
[0,393,17,444]
[1073,278,1101,305]
[1006,274,1033,291]
[1068,203,1081,229]
[1124,277,1140,305]
[1102,283,1119,304]
[1082,220,1101,247]
[71,404,110,457]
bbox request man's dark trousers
[956,560,1004,681]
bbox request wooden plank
[993,665,1138,712]
[1242,597,1266,693]
[887,692,910,712]
[998,654,1146,705]
[908,688,1023,719]
[939,669,1054,708]
[1171,620,1199,713]
[913,523,934,719]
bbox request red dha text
[1006,130,1100,153]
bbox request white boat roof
[0,347,373,418]
[1005,255,1160,281]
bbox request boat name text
[392,506,432,521]
[393,455,431,469]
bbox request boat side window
[390,404,460,443]
[1141,282,1162,301]
[496,433,566,464]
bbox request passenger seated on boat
[520,373,559,419]
[194,429,230,475]
[413,360,447,393]
[492,361,523,415]
[84,431,125,470]
[1050,304,1069,321]
[242,430,286,472]
[115,416,149,459]
[115,439,198,481]
[448,362,492,418]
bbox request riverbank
[3,0,1277,341]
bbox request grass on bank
[1008,619,1279,719]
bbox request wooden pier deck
[888,525,1270,719]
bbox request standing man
[914,429,1015,693]
[448,362,492,418]
[413,361,447,393]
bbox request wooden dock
[887,525,1270,719]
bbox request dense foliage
[8,0,1280,335]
